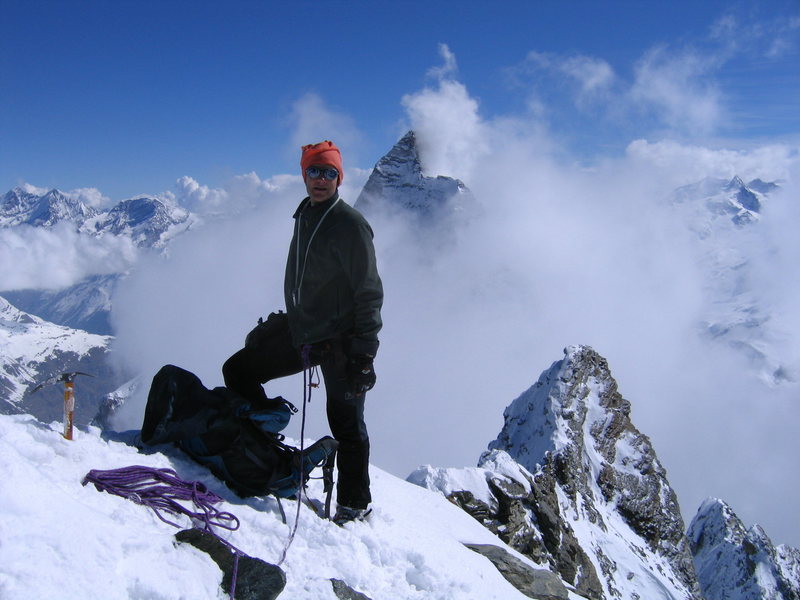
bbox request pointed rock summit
[410,345,703,599]
[688,498,800,600]
[354,130,476,225]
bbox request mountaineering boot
[175,528,286,600]
[332,504,372,526]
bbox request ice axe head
[31,371,94,393]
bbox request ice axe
[31,371,94,440]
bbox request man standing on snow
[223,140,383,525]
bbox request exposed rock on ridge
[410,345,703,599]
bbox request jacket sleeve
[339,219,383,357]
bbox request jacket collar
[293,190,339,219]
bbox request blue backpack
[141,365,336,502]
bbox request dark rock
[465,543,570,600]
[330,578,373,600]
[175,528,286,600]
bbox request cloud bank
[101,42,800,549]
[0,223,138,290]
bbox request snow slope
[0,296,112,407]
[0,413,579,600]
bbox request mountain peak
[1,186,96,228]
[354,130,476,223]
[1,186,193,249]
[725,175,746,191]
[411,345,703,600]
[689,498,800,600]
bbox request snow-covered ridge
[0,413,573,600]
[669,175,775,230]
[411,345,799,600]
[0,296,111,400]
[689,498,800,600]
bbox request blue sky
[2,0,798,201]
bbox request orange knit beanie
[301,140,343,185]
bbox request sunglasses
[305,166,340,181]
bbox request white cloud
[626,139,800,184]
[401,58,490,181]
[522,50,616,103]
[426,42,459,80]
[169,176,229,214]
[64,187,112,210]
[286,93,364,172]
[560,55,615,96]
[19,183,49,196]
[709,11,800,59]
[0,223,138,290]
[630,45,723,135]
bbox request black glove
[347,354,376,396]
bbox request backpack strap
[322,450,336,519]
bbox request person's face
[304,164,339,204]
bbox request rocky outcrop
[331,578,373,600]
[410,345,703,599]
[175,528,286,600]
[688,498,800,600]
[465,543,570,600]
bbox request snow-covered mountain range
[0,186,194,246]
[0,187,196,419]
[0,186,196,334]
[668,175,791,385]
[1,132,798,598]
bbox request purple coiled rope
[82,465,240,531]
[82,465,242,597]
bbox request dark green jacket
[284,193,383,356]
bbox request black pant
[222,316,371,509]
